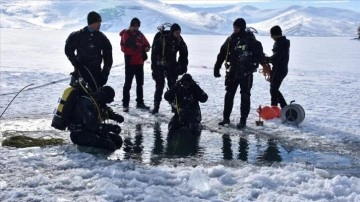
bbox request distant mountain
[1,0,359,36]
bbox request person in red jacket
[120,18,151,112]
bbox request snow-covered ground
[1,28,360,201]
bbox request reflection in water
[121,123,281,165]
[113,124,356,175]
[122,138,132,159]
[122,124,144,160]
[222,134,233,160]
[150,122,165,165]
[222,135,249,161]
[152,122,164,155]
[166,127,201,157]
[257,139,282,163]
[238,137,249,161]
[133,124,143,153]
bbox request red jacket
[120,29,150,65]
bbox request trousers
[223,72,253,120]
[122,64,145,106]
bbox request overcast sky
[159,0,360,11]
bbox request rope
[175,94,180,115]
[79,66,99,92]
[0,84,34,118]
[225,36,231,71]
[2,135,64,148]
[259,63,271,81]
[0,63,125,96]
[0,78,68,96]
[161,32,166,65]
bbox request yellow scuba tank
[51,86,75,130]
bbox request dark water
[113,122,360,177]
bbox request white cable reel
[281,100,305,126]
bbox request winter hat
[179,73,193,88]
[170,23,181,33]
[270,25,282,36]
[181,73,192,82]
[99,86,115,103]
[87,11,102,25]
[233,18,246,31]
[130,18,141,27]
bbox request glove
[183,66,188,74]
[214,68,221,78]
[198,92,208,103]
[109,124,121,134]
[100,67,110,86]
[70,69,78,76]
[112,113,124,123]
[100,124,121,135]
[176,65,187,76]
[264,56,270,64]
[142,50,148,61]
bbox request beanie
[181,73,192,82]
[233,18,246,31]
[270,25,282,36]
[99,86,115,103]
[170,23,181,33]
[87,11,102,25]
[130,17,141,27]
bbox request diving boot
[150,102,160,114]
[151,107,159,114]
[236,118,247,129]
[218,118,230,125]
[136,103,150,110]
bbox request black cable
[0,84,34,118]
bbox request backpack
[153,23,172,42]
[151,23,172,66]
[153,30,169,43]
[51,79,88,130]
[51,86,78,130]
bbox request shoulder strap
[225,36,232,64]
[160,32,167,58]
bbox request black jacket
[65,26,113,73]
[215,31,264,74]
[63,93,117,133]
[164,81,208,114]
[151,32,188,75]
[269,36,290,74]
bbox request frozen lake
[1,28,360,201]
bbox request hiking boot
[123,106,129,113]
[136,103,150,110]
[218,118,230,125]
[236,118,247,129]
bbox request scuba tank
[51,86,75,130]
[51,78,90,130]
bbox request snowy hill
[0,0,359,36]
